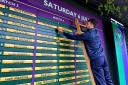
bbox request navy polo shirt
[63,28,104,60]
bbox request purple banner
[0,0,102,29]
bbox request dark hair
[87,18,97,27]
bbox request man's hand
[56,27,64,33]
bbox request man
[56,18,114,85]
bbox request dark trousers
[90,56,114,85]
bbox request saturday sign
[43,0,88,22]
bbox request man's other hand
[56,27,64,33]
[75,31,83,35]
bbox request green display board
[0,4,92,85]
[112,21,127,85]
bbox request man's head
[86,18,97,29]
